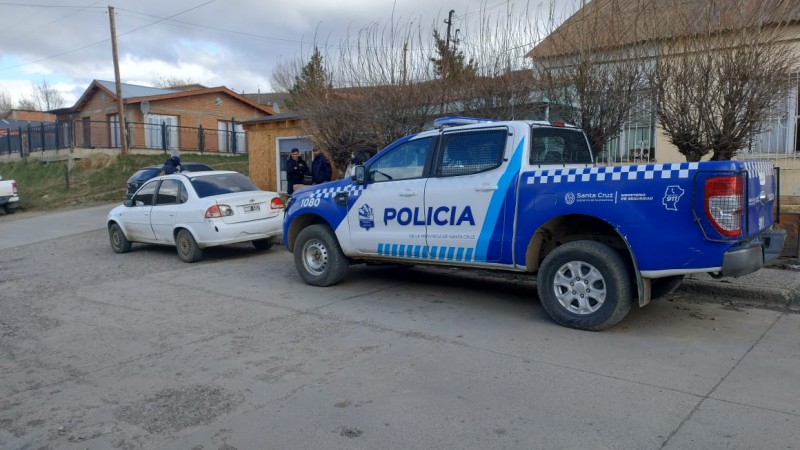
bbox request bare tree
[0,91,13,115]
[278,4,549,174]
[530,0,650,158]
[17,96,38,111]
[32,79,65,111]
[652,0,796,161]
[151,75,196,88]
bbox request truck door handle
[399,189,417,197]
[475,184,498,192]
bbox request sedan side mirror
[354,165,367,184]
[123,199,133,207]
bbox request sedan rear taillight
[205,204,233,218]
[704,175,743,237]
[270,197,284,210]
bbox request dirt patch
[74,153,115,171]
[114,385,241,434]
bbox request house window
[601,90,655,163]
[748,72,798,155]
[217,120,245,153]
[144,114,179,150]
[108,113,121,148]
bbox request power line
[0,0,218,72]
[0,2,104,8]
[0,0,104,42]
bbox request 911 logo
[564,192,576,205]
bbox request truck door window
[530,128,593,164]
[368,137,432,182]
[436,129,506,177]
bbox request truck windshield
[529,127,593,164]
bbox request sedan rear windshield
[191,173,259,198]
[129,168,160,182]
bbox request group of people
[285,147,332,194]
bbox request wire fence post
[230,117,237,154]
[198,124,204,154]
[161,121,167,153]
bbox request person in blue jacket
[311,147,332,184]
[162,155,181,175]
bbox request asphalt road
[0,206,798,449]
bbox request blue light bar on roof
[433,116,495,128]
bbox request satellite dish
[140,100,150,115]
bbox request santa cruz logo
[662,185,684,211]
[384,206,475,227]
[564,192,576,205]
[359,204,375,230]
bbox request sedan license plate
[243,203,261,213]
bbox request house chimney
[273,102,280,113]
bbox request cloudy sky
[0,0,579,108]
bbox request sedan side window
[368,137,432,182]
[154,179,181,205]
[132,181,158,206]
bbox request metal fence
[0,120,247,156]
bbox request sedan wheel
[176,229,203,263]
[108,223,132,253]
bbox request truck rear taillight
[704,175,743,237]
[11,181,16,195]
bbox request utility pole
[443,9,455,80]
[108,6,128,157]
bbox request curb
[679,278,800,311]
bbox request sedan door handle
[399,189,417,197]
[475,184,498,192]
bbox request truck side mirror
[354,165,367,184]
[123,199,133,207]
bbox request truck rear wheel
[3,204,15,214]
[537,241,632,331]
[294,224,349,286]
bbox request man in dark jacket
[286,148,308,194]
[311,148,332,184]
[162,155,181,175]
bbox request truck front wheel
[293,224,349,286]
[537,241,633,331]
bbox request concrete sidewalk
[0,203,117,251]
[681,263,800,311]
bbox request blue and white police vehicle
[283,117,785,330]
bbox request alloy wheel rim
[552,260,606,314]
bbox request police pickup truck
[283,117,784,330]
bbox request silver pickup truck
[0,175,19,214]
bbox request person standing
[311,147,332,184]
[286,148,308,195]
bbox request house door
[81,117,91,147]
[144,114,179,150]
[277,137,312,193]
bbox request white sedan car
[107,171,283,262]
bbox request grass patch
[0,153,249,212]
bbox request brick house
[52,80,274,153]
